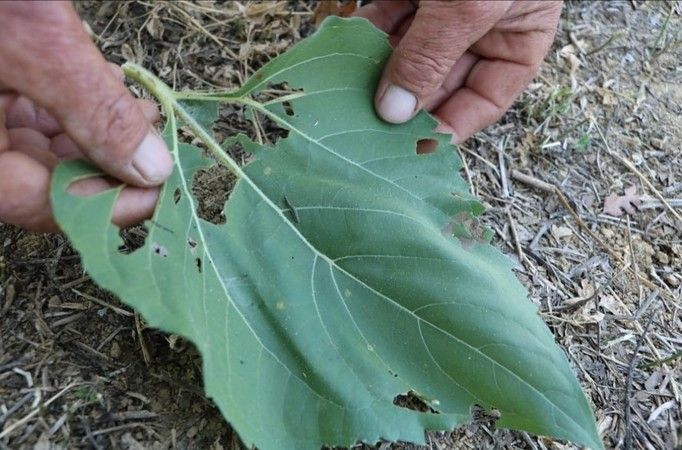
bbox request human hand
[356,1,562,144]
[0,1,172,232]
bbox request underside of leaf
[51,17,602,450]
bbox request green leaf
[51,17,602,450]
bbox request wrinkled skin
[0,1,562,232]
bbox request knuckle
[422,0,487,22]
[0,115,7,153]
[452,1,489,18]
[0,153,35,222]
[393,46,452,93]
[90,91,145,158]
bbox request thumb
[0,2,172,187]
[375,1,511,124]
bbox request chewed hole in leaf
[470,404,502,424]
[117,225,148,254]
[151,242,169,258]
[195,257,202,273]
[214,104,263,148]
[257,82,303,102]
[393,391,436,413]
[282,101,294,116]
[223,141,250,166]
[252,110,290,145]
[173,187,182,204]
[188,238,198,254]
[416,138,438,154]
[192,164,236,225]
[442,212,492,249]
[215,103,290,147]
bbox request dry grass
[1,1,680,449]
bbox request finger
[434,59,538,144]
[138,99,161,124]
[0,150,161,232]
[7,127,59,168]
[107,62,125,82]
[0,2,172,187]
[0,104,8,152]
[0,151,56,231]
[8,127,51,151]
[353,1,416,34]
[50,99,161,159]
[374,1,511,123]
[421,51,479,112]
[50,132,82,158]
[5,96,62,137]
[68,177,160,228]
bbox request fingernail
[131,130,173,184]
[377,84,417,124]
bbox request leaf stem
[122,62,176,112]
[122,62,246,180]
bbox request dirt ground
[1,1,680,449]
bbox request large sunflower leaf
[51,17,602,450]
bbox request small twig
[510,170,555,193]
[72,289,133,317]
[135,313,151,366]
[73,341,111,362]
[497,138,509,198]
[89,422,155,438]
[623,311,658,450]
[455,145,474,196]
[639,196,682,210]
[60,275,90,290]
[506,208,526,265]
[96,325,126,352]
[109,410,158,421]
[625,216,643,306]
[587,31,623,55]
[521,431,540,450]
[650,4,674,57]
[0,392,33,425]
[640,350,682,369]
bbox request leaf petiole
[122,62,247,180]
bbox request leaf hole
[253,110,290,145]
[223,142,249,166]
[282,101,294,116]
[195,257,202,273]
[117,225,149,255]
[393,391,436,413]
[192,165,236,225]
[187,238,198,254]
[470,404,501,424]
[416,138,438,154]
[151,242,169,258]
[442,211,491,249]
[173,187,182,204]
